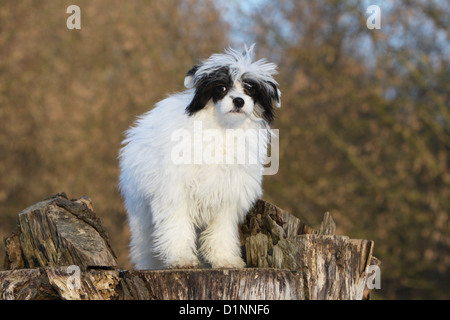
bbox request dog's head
[184,45,281,127]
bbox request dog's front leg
[199,206,246,268]
[152,203,200,269]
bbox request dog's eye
[216,86,227,93]
[244,83,255,95]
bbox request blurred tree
[0,0,229,269]
[245,0,449,299]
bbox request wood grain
[1,195,379,300]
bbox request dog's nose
[233,97,245,108]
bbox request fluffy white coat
[119,46,280,269]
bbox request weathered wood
[0,267,120,300]
[0,267,303,300]
[45,267,119,300]
[315,212,336,235]
[119,268,304,300]
[239,200,375,299]
[3,193,117,271]
[1,195,379,300]
[0,268,58,300]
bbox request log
[1,194,380,300]
[0,267,119,300]
[119,268,305,300]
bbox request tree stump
[3,193,117,271]
[1,194,380,300]
[240,200,378,299]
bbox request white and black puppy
[119,45,281,269]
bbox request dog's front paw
[211,256,246,269]
[169,256,201,269]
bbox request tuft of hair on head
[185,45,278,89]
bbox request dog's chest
[186,161,260,200]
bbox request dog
[119,45,281,269]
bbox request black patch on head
[186,67,232,116]
[242,77,277,125]
[186,65,200,78]
[268,81,280,105]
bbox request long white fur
[119,46,280,269]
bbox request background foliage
[0,0,448,299]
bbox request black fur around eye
[242,78,275,124]
[243,83,255,95]
[215,85,228,93]
[212,84,230,103]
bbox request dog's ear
[184,65,200,89]
[269,81,281,108]
[185,87,210,116]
